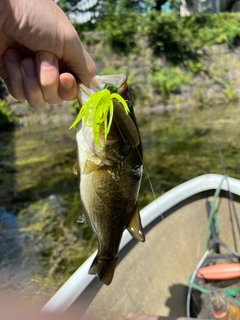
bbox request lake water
[1,102,240,302]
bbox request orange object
[212,310,228,320]
[197,263,240,280]
[228,304,240,320]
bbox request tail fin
[88,255,118,285]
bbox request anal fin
[127,207,145,242]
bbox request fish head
[77,74,129,106]
[76,74,137,164]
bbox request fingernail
[64,79,74,90]
[6,49,20,63]
[22,59,36,76]
[39,51,55,69]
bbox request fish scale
[73,75,145,285]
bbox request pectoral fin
[73,162,78,175]
[127,207,145,242]
[83,160,102,174]
[77,214,86,223]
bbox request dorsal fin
[127,207,145,242]
[83,160,102,174]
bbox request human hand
[0,0,96,108]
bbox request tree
[55,0,181,23]
[98,0,143,55]
[154,0,181,11]
[223,0,239,11]
[56,0,146,19]
[55,0,100,20]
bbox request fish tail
[88,255,118,285]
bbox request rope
[205,175,227,250]
[209,106,240,241]
[188,275,240,306]
[188,275,209,294]
[188,104,240,317]
[224,287,240,297]
[189,175,240,309]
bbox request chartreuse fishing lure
[69,88,130,146]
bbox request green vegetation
[0,122,97,297]
[142,12,240,62]
[0,100,17,128]
[2,1,240,301]
[0,80,7,99]
[139,103,240,207]
[83,10,240,65]
[78,11,240,105]
[151,66,189,103]
[139,12,240,103]
[99,7,141,55]
[18,195,96,297]
[0,80,14,129]
[224,84,239,101]
[3,103,240,298]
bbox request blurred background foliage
[142,11,240,59]
[1,0,240,126]
[0,80,15,129]
[1,0,240,297]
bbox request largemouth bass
[73,74,145,285]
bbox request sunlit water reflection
[1,102,240,301]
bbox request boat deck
[75,195,240,320]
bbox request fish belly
[80,161,140,285]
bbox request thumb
[62,38,96,86]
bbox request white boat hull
[42,174,240,318]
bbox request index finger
[62,38,96,86]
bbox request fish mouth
[78,74,128,106]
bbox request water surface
[1,103,240,301]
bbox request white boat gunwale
[42,173,240,314]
